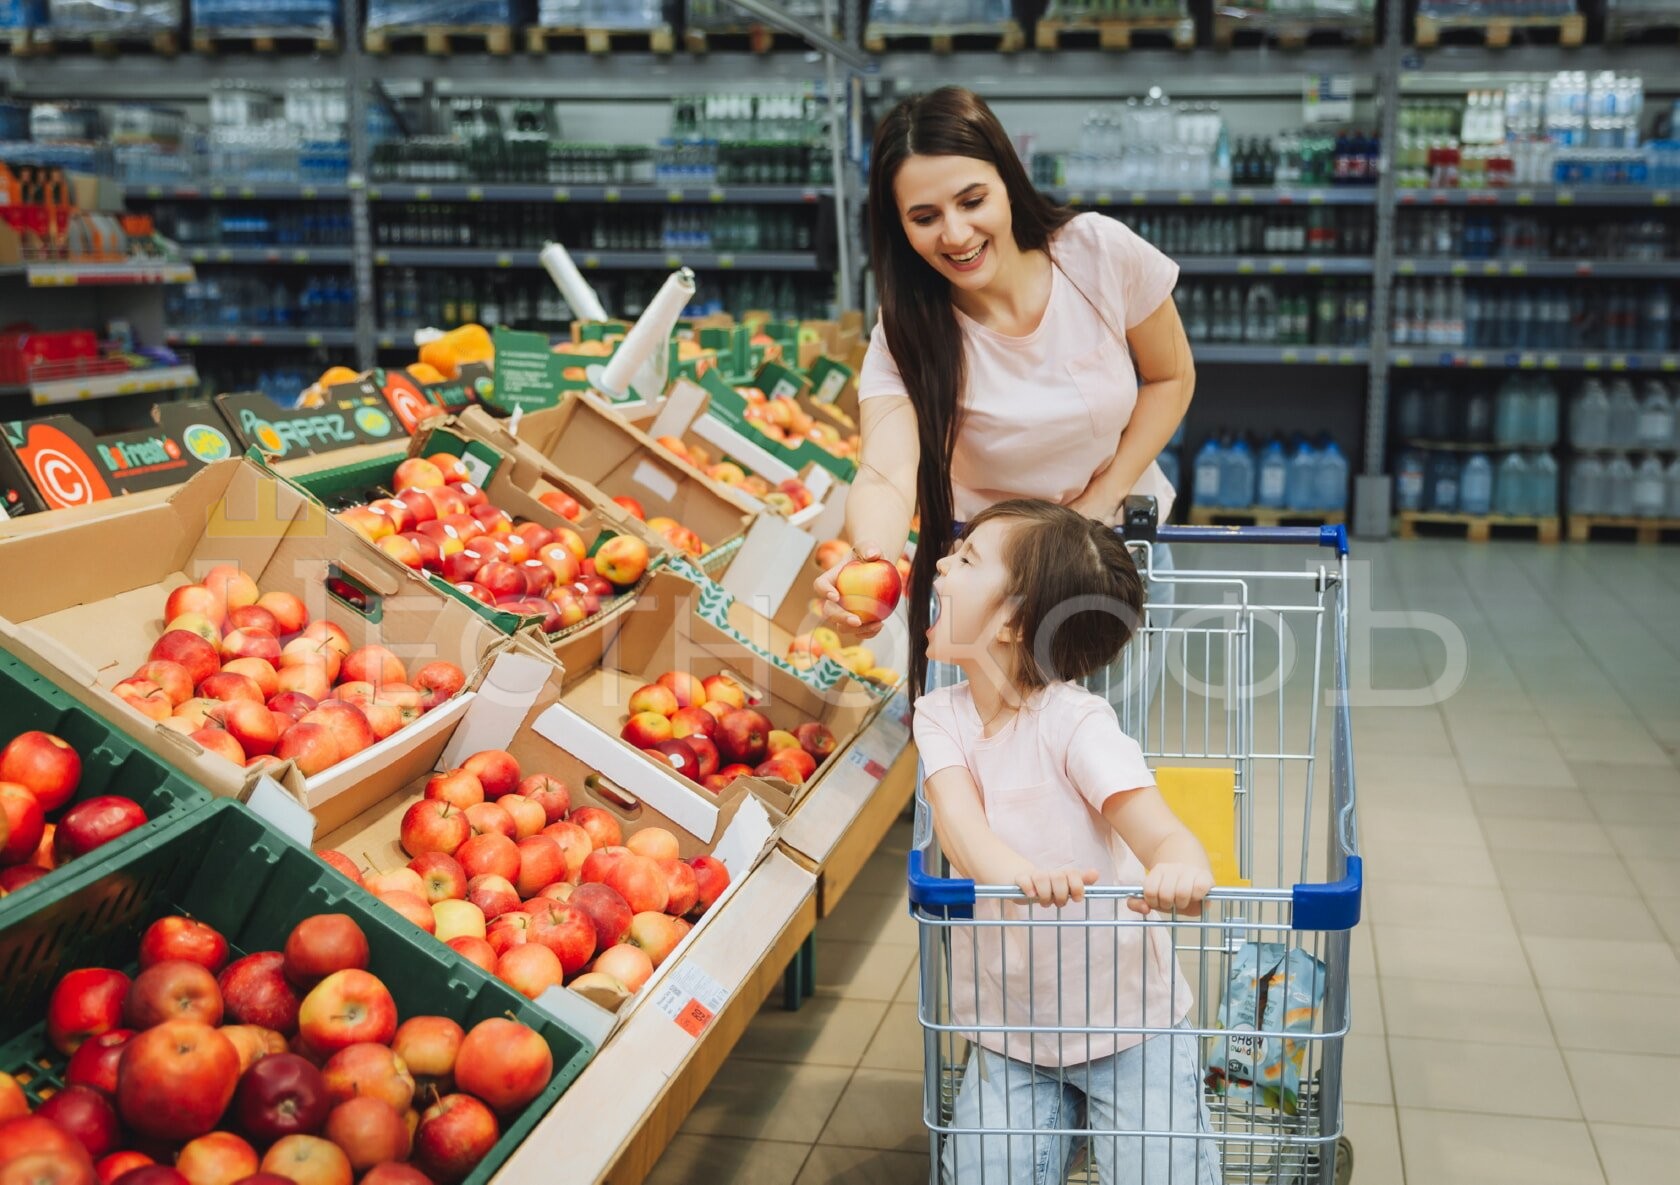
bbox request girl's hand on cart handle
[1014,866,1101,909]
[1130,863,1215,918]
[814,544,887,639]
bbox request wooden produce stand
[491,693,917,1185]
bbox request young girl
[914,499,1220,1185]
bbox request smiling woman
[813,86,1197,701]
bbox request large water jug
[1395,450,1427,512]
[1571,378,1611,448]
[1193,438,1225,509]
[1633,454,1668,518]
[1637,380,1675,448]
[1460,453,1495,515]
[1496,452,1530,516]
[1223,438,1257,508]
[1257,438,1289,509]
[1425,385,1455,440]
[1286,440,1318,511]
[1398,387,1426,440]
[1667,456,1680,518]
[1495,376,1527,446]
[1532,377,1560,447]
[1427,451,1461,512]
[1315,439,1349,512]
[1606,453,1636,516]
[1464,390,1494,443]
[1569,455,1606,515]
[1531,451,1560,517]
[1608,379,1641,448]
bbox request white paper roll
[539,241,609,323]
[600,267,696,399]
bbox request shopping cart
[909,511,1361,1185]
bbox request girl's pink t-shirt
[859,212,1180,523]
[915,680,1193,1068]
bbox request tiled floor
[650,538,1680,1185]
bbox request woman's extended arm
[1070,297,1196,521]
[814,394,920,635]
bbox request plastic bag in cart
[1206,942,1326,1115]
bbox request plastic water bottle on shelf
[1570,455,1606,515]
[1316,438,1349,512]
[1572,378,1611,448]
[1395,450,1427,512]
[1464,389,1493,444]
[1460,453,1495,516]
[1428,451,1461,513]
[1637,380,1675,448]
[1642,285,1671,353]
[1666,456,1680,518]
[1287,439,1319,512]
[1193,438,1225,509]
[1606,454,1637,516]
[1223,438,1257,508]
[1633,455,1668,519]
[1531,452,1560,517]
[1496,452,1530,517]
[1494,376,1526,446]
[1608,379,1641,448]
[1258,438,1289,510]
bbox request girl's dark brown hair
[962,499,1146,689]
[868,86,1077,698]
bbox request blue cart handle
[907,850,1363,933]
[1120,496,1349,558]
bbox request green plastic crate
[0,647,212,928]
[0,799,594,1184]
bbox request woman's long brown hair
[867,86,1077,697]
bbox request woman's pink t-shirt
[915,680,1194,1068]
[859,212,1180,523]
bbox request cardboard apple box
[453,397,757,573]
[551,567,882,811]
[0,457,507,821]
[308,644,782,1039]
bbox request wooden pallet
[1,27,39,56]
[1035,15,1194,50]
[29,28,180,56]
[684,24,817,53]
[190,30,340,54]
[1605,14,1680,45]
[1413,11,1585,48]
[1566,514,1680,544]
[364,23,513,55]
[863,20,1025,53]
[1212,12,1375,49]
[525,22,675,54]
[1398,511,1561,543]
[1187,505,1346,528]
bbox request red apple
[408,853,468,903]
[484,910,532,957]
[314,850,361,886]
[133,661,196,709]
[567,807,622,851]
[258,1135,351,1185]
[464,875,520,922]
[340,647,405,688]
[234,1051,328,1145]
[651,739,703,782]
[321,1044,413,1112]
[456,833,518,882]
[199,672,264,705]
[392,1016,462,1095]
[714,708,770,766]
[223,658,280,700]
[568,883,633,949]
[619,712,671,749]
[524,900,595,977]
[463,802,515,841]
[766,729,799,755]
[0,785,46,865]
[165,583,227,629]
[700,674,746,709]
[424,769,484,810]
[626,684,678,718]
[0,731,80,811]
[689,855,730,916]
[683,735,720,779]
[459,750,519,800]
[363,868,424,898]
[282,915,368,988]
[296,971,397,1057]
[655,671,707,710]
[492,945,562,1002]
[175,1131,259,1185]
[431,900,485,944]
[513,836,565,898]
[579,845,627,886]
[36,1084,120,1160]
[114,678,173,722]
[298,702,375,763]
[377,890,435,933]
[794,721,837,761]
[140,917,228,974]
[393,458,445,492]
[0,1114,97,1185]
[219,629,282,667]
[325,1097,409,1172]
[210,699,280,758]
[274,724,340,777]
[413,1093,498,1185]
[609,495,645,521]
[274,662,331,704]
[516,775,569,823]
[97,1151,154,1184]
[203,565,258,611]
[150,631,221,687]
[594,944,654,994]
[257,591,309,636]
[657,859,700,917]
[413,663,465,711]
[360,1165,431,1185]
[668,706,716,741]
[834,558,902,624]
[279,637,339,685]
[626,911,687,968]
[539,822,590,882]
[445,937,496,975]
[0,863,48,892]
[453,1019,551,1115]
[497,795,544,841]
[65,1028,134,1096]
[189,727,246,767]
[48,968,131,1055]
[53,796,147,863]
[228,603,279,634]
[116,1021,240,1141]
[219,952,301,1035]
[603,854,669,915]
[124,959,222,1029]
[399,800,469,858]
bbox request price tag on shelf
[1176,191,1194,205]
[1302,74,1354,125]
[1130,192,1148,205]
[552,188,571,202]
[582,255,599,268]
[1211,191,1229,205]
[1481,262,1500,276]
[709,188,726,203]
[1450,262,1469,276]
[1516,191,1535,205]
[466,187,484,201]
[300,186,318,199]
[653,964,729,1040]
[1556,190,1575,206]
[1508,262,1527,276]
[1305,260,1323,274]
[846,745,889,782]
[717,254,735,269]
[667,188,685,203]
[1583,354,1603,370]
[209,186,227,199]
[604,187,622,202]
[1655,192,1672,207]
[665,253,683,268]
[414,186,432,201]
[496,253,513,268]
[1662,356,1678,372]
